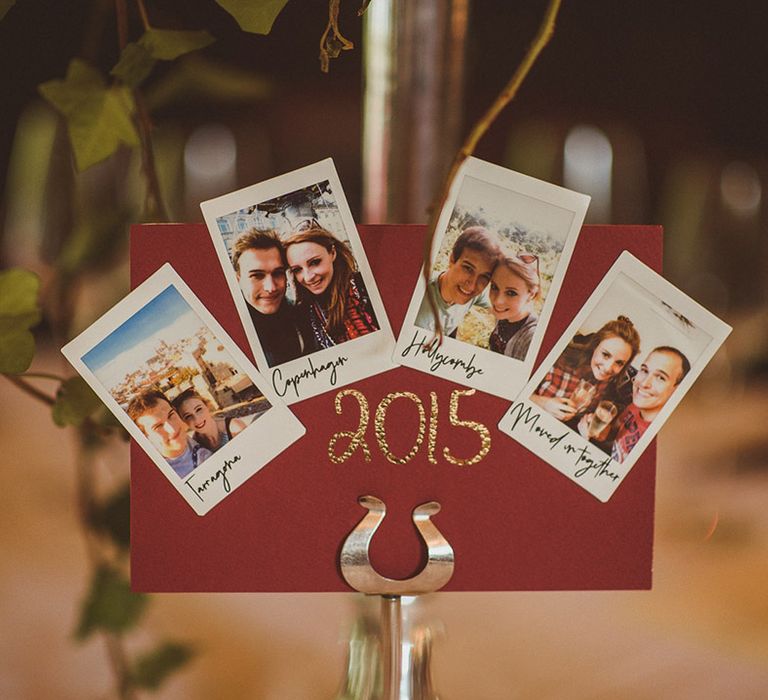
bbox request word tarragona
[186,453,241,501]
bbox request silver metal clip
[340,495,454,596]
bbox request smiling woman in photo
[172,389,247,453]
[284,227,379,349]
[531,315,641,422]
[488,253,541,361]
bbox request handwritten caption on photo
[503,401,621,483]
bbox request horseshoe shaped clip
[340,495,455,596]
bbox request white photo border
[393,156,591,399]
[61,264,306,516]
[498,251,732,502]
[200,158,395,405]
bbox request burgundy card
[130,223,661,592]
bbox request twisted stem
[422,0,563,342]
[3,374,56,405]
[320,0,354,73]
[114,0,169,221]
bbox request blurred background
[1,0,767,697]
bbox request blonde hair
[498,254,541,302]
[171,388,213,415]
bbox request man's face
[236,247,287,314]
[632,350,684,417]
[440,248,495,305]
[135,400,188,458]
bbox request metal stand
[338,496,455,700]
[381,595,403,698]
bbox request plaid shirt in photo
[534,365,611,414]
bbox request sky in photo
[454,175,575,243]
[82,285,202,393]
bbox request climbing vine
[0,0,559,696]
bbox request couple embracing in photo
[233,226,379,367]
[531,315,690,464]
[127,389,247,478]
[415,225,541,361]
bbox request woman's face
[287,241,336,295]
[590,335,633,382]
[178,397,214,434]
[489,265,534,321]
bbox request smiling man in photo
[128,390,212,478]
[233,229,316,366]
[415,226,501,338]
[610,346,691,463]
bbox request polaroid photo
[62,264,305,516]
[394,156,591,399]
[200,158,395,405]
[498,251,732,502]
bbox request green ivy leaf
[216,0,289,34]
[0,268,41,328]
[111,42,156,88]
[111,30,215,89]
[39,59,139,171]
[89,484,131,551]
[142,28,216,60]
[144,54,270,111]
[75,565,148,640]
[94,404,130,440]
[130,641,196,690]
[52,376,103,427]
[0,328,35,374]
[0,268,41,374]
[0,0,16,22]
